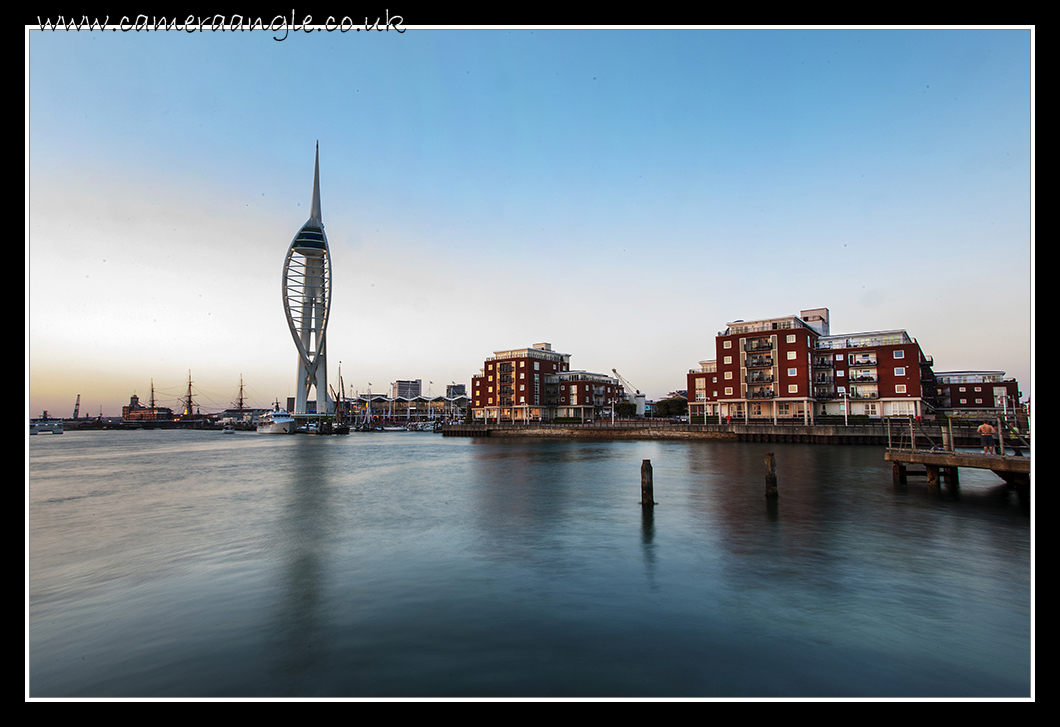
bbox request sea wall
[443,422,900,444]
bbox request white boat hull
[257,409,295,434]
[30,422,64,434]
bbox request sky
[27,24,1033,417]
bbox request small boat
[257,408,294,434]
[30,411,64,435]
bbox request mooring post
[765,452,778,498]
[641,459,655,506]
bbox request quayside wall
[443,422,927,445]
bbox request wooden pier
[885,449,1029,488]
[883,415,1031,505]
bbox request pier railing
[444,416,1031,450]
[885,414,1030,454]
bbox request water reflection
[29,432,1030,697]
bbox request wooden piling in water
[641,459,655,506]
[765,453,778,498]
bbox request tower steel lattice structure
[282,143,332,415]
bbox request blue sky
[27,26,1033,416]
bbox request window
[836,354,844,361]
[893,350,905,359]
[787,351,797,360]
[534,362,540,371]
[725,371,733,380]
[836,370,845,377]
[724,387,733,396]
[787,368,797,377]
[894,367,905,376]
[724,356,732,364]
[787,334,797,343]
[788,384,798,394]
[724,340,732,349]
[895,385,907,394]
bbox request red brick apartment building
[934,371,1022,415]
[687,308,938,422]
[471,342,623,422]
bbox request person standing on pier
[977,421,997,454]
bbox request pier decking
[882,414,1031,504]
[884,448,1030,503]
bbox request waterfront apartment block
[934,371,1022,415]
[471,342,623,422]
[391,379,422,399]
[688,308,938,422]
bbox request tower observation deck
[282,142,332,416]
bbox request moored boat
[30,411,64,434]
[257,408,294,434]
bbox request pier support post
[641,459,656,506]
[926,464,940,493]
[944,466,960,493]
[892,461,907,485]
[765,453,778,498]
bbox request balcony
[746,357,774,369]
[746,373,774,384]
[745,339,773,352]
[746,387,776,399]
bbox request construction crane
[612,369,646,416]
[72,394,80,419]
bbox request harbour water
[28,430,1031,698]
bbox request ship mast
[181,371,196,416]
[233,374,247,413]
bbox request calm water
[28,430,1032,698]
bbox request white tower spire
[282,142,332,416]
[309,141,322,223]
